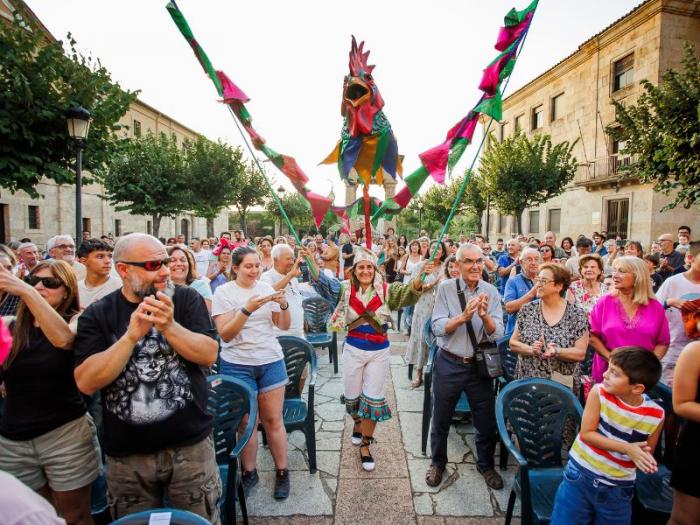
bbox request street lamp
[417,201,424,233]
[277,185,286,194]
[66,105,91,244]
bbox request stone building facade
[482,0,700,246]
[0,0,230,248]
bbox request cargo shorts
[106,434,222,524]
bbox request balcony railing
[574,154,639,186]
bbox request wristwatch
[280,302,289,311]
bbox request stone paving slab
[246,470,333,516]
[334,477,416,525]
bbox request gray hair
[271,243,294,260]
[520,247,541,261]
[113,233,163,262]
[18,242,37,252]
[456,243,482,260]
[46,234,73,251]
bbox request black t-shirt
[73,286,216,457]
[342,243,354,267]
[0,325,86,441]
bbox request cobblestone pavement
[244,331,521,524]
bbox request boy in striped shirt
[551,347,664,525]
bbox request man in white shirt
[76,238,122,308]
[189,237,211,276]
[260,244,307,337]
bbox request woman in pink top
[590,256,670,383]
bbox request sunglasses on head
[118,258,171,271]
[27,275,64,289]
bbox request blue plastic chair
[496,378,583,525]
[207,375,257,525]
[110,508,211,524]
[420,320,471,456]
[303,296,338,374]
[278,335,318,473]
[495,335,516,470]
[634,382,675,522]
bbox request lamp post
[66,106,91,244]
[276,186,286,234]
[418,201,424,234]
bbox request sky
[26,0,643,205]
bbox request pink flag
[447,115,478,142]
[216,71,250,103]
[419,140,451,183]
[478,52,512,95]
[495,12,533,51]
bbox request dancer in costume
[329,248,432,471]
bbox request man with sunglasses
[73,233,221,523]
[427,243,504,490]
[47,234,86,281]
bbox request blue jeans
[551,461,634,525]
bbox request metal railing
[574,154,638,184]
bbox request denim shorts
[220,358,289,394]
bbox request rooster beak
[344,77,371,108]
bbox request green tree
[230,161,269,233]
[479,132,578,234]
[461,170,486,232]
[0,9,137,197]
[101,133,189,237]
[264,191,310,233]
[184,137,244,237]
[607,42,700,210]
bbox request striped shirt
[569,384,664,484]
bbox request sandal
[360,436,375,472]
[478,467,504,490]
[411,370,423,388]
[425,464,445,487]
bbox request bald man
[656,233,685,283]
[73,234,221,523]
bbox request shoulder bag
[455,279,502,379]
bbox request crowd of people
[0,223,698,525]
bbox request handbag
[455,280,503,379]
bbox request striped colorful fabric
[569,385,664,484]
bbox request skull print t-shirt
[74,285,217,457]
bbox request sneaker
[478,467,504,490]
[351,431,362,446]
[274,468,290,500]
[241,469,259,496]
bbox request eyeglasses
[27,275,64,289]
[657,239,673,244]
[535,277,554,285]
[118,258,171,271]
[459,257,484,266]
[55,244,75,250]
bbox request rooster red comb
[348,36,375,77]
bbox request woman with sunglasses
[0,260,100,525]
[207,239,233,294]
[211,246,292,499]
[167,246,213,312]
[539,245,555,264]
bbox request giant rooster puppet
[166,0,539,251]
[322,37,401,248]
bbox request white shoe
[351,432,362,446]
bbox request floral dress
[514,301,589,394]
[404,267,441,369]
[567,280,609,314]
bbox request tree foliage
[479,132,578,233]
[101,133,189,237]
[0,8,137,197]
[184,137,244,237]
[264,191,310,233]
[230,161,269,232]
[607,42,700,210]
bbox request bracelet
[280,303,289,311]
[240,307,252,316]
